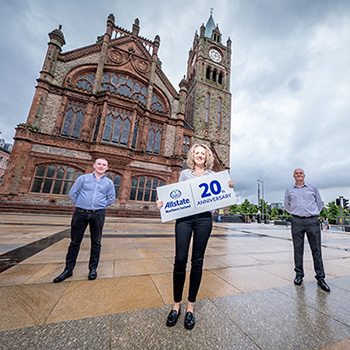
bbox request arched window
[75,74,95,91]
[99,73,148,106]
[212,70,217,82]
[205,93,210,123]
[218,72,223,85]
[106,172,122,199]
[146,123,163,155]
[182,136,191,154]
[151,94,164,112]
[31,165,83,195]
[102,107,131,147]
[117,77,133,97]
[0,174,3,185]
[75,72,165,112]
[61,101,86,139]
[217,97,222,127]
[129,176,165,202]
[206,67,211,79]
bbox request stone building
[0,12,231,216]
[0,139,12,186]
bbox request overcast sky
[1,0,349,205]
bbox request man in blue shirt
[284,168,330,292]
[54,158,115,283]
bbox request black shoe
[294,276,303,285]
[88,269,97,280]
[53,269,73,283]
[184,311,195,330]
[166,306,181,327]
[318,279,330,292]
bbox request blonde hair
[186,144,214,170]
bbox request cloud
[228,1,350,204]
[1,0,349,205]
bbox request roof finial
[210,8,214,15]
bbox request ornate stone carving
[108,49,129,65]
[131,57,150,75]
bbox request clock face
[209,49,222,63]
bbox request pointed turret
[204,12,216,38]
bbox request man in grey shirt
[284,168,330,292]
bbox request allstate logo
[170,189,182,199]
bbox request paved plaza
[0,213,350,349]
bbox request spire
[204,8,215,38]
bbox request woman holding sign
[157,144,234,330]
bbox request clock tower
[184,11,232,170]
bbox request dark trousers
[173,212,212,303]
[65,208,106,271]
[291,215,325,280]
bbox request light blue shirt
[179,168,215,182]
[284,183,323,216]
[69,172,115,210]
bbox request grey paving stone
[0,315,111,350]
[326,275,350,292]
[278,279,350,327]
[211,287,350,350]
[110,301,259,350]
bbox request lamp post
[257,180,264,220]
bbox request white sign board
[157,170,236,222]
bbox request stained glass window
[146,123,163,155]
[61,102,86,139]
[129,176,165,202]
[31,165,83,195]
[102,107,132,147]
[106,172,122,199]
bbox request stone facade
[0,13,231,216]
[0,141,11,186]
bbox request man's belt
[76,208,104,213]
[292,214,317,219]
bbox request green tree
[238,200,259,216]
[228,204,239,215]
[327,201,339,224]
[319,204,328,218]
[239,199,253,215]
[271,207,279,218]
[250,204,258,215]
